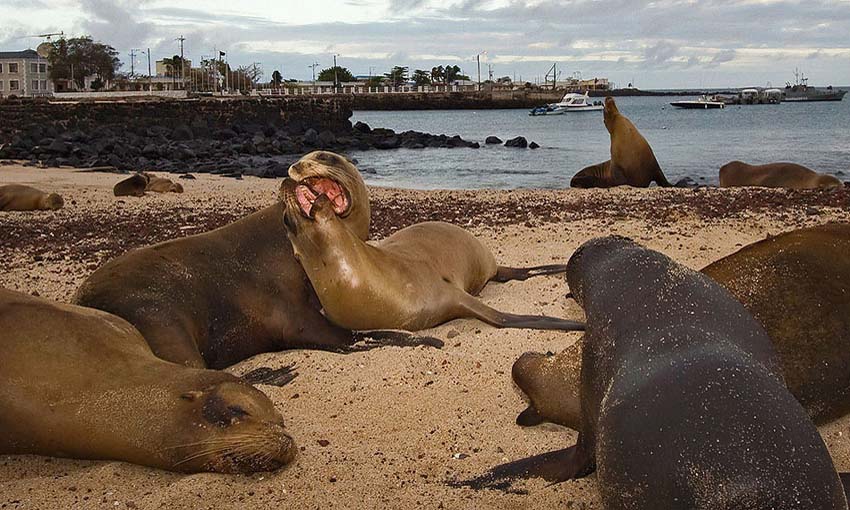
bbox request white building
[0,49,53,97]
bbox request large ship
[784,69,847,102]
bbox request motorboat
[670,95,726,109]
[529,92,603,115]
[784,69,847,102]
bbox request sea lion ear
[180,391,204,401]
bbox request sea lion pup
[570,97,671,188]
[144,173,185,193]
[0,287,296,474]
[0,184,64,211]
[465,237,847,509]
[75,151,412,376]
[113,173,150,197]
[514,223,850,430]
[282,179,584,332]
[719,160,842,189]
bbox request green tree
[412,69,431,86]
[444,65,470,83]
[317,66,354,83]
[385,65,409,87]
[47,36,121,90]
[161,55,189,78]
[270,70,283,86]
[430,65,445,84]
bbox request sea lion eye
[228,406,249,418]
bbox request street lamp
[333,53,340,92]
[475,51,487,91]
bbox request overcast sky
[1,0,849,88]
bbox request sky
[1,0,849,89]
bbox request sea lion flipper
[457,294,584,331]
[516,405,545,426]
[348,330,445,351]
[448,446,586,493]
[241,364,298,387]
[840,473,850,502]
[492,264,568,282]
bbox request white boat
[670,95,726,109]
[529,92,604,115]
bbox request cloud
[711,49,736,64]
[642,41,680,66]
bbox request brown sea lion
[513,223,850,431]
[465,237,846,509]
[282,179,584,332]
[113,173,150,197]
[75,151,412,374]
[0,184,63,211]
[570,97,671,188]
[719,160,842,189]
[144,173,184,193]
[0,287,296,473]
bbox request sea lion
[282,179,584,332]
[703,222,850,424]
[113,173,150,197]
[75,151,403,373]
[144,173,184,193]
[514,223,850,430]
[0,184,63,211]
[0,287,296,473]
[719,160,842,189]
[570,97,671,188]
[467,237,847,509]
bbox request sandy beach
[2,164,850,509]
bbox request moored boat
[529,92,603,115]
[670,95,726,109]
[784,69,846,102]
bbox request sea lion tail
[493,264,568,282]
[457,294,584,331]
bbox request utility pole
[333,54,340,92]
[141,48,152,91]
[129,48,139,77]
[309,61,319,92]
[475,51,486,91]
[175,35,186,89]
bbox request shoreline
[2,165,850,509]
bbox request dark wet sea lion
[571,97,671,188]
[514,223,850,430]
[0,184,63,211]
[719,160,842,189]
[282,179,584,332]
[75,151,394,372]
[469,237,846,508]
[0,287,295,473]
[144,173,184,193]
[702,222,850,424]
[113,173,150,197]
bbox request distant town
[0,35,614,100]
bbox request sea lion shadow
[344,330,445,352]
[447,447,575,495]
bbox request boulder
[504,136,528,148]
[485,136,502,144]
[353,121,372,134]
[303,128,319,146]
[172,124,194,141]
[318,130,337,146]
[529,141,540,149]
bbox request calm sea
[350,95,850,189]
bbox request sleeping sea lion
[144,173,184,193]
[465,237,846,509]
[75,151,416,375]
[113,173,150,197]
[282,178,584,332]
[0,287,296,473]
[570,97,671,188]
[0,184,63,211]
[513,223,850,430]
[719,161,842,189]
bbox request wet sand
[1,164,849,509]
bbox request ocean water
[350,96,850,189]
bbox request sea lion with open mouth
[75,151,429,379]
[282,178,584,332]
[0,287,296,474]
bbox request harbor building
[0,49,53,98]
